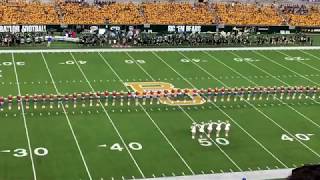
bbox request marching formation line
[153,51,288,168]
[0,46,320,54]
[70,52,146,178]
[41,52,93,180]
[99,52,195,175]
[178,51,320,159]
[11,53,37,180]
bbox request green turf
[0,49,320,180]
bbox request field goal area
[0,46,320,180]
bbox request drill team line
[0,85,319,111]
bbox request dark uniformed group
[0,86,319,111]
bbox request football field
[1,47,320,180]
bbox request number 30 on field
[13,147,48,157]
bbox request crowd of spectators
[142,3,213,25]
[283,5,320,26]
[0,1,59,24]
[214,3,284,25]
[0,0,320,26]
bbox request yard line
[69,52,146,178]
[279,50,320,74]
[252,51,319,86]
[130,51,240,171]
[221,51,320,130]
[11,53,37,180]
[300,50,320,65]
[129,51,242,171]
[41,52,93,180]
[98,52,195,175]
[178,51,320,159]
[152,51,287,168]
[228,50,320,119]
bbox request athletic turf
[0,49,320,180]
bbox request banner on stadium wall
[0,25,46,33]
[168,25,201,33]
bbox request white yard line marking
[40,52,93,180]
[131,51,243,171]
[12,53,37,180]
[99,52,195,175]
[0,150,11,153]
[153,51,285,168]
[230,51,320,129]
[223,51,320,130]
[253,51,319,86]
[70,52,145,178]
[179,51,320,159]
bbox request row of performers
[0,86,319,110]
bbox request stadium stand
[283,5,320,26]
[58,2,143,24]
[213,3,284,25]
[142,2,213,25]
[0,0,320,26]
[0,1,59,24]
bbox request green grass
[0,49,320,180]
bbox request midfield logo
[125,82,206,106]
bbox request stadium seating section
[0,1,319,26]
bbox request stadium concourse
[0,0,320,26]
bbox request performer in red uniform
[25,94,30,110]
[8,95,13,110]
[127,91,132,106]
[17,95,22,110]
[0,96,4,111]
[104,91,109,106]
[95,92,101,107]
[73,93,78,108]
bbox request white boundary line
[137,168,293,180]
[11,53,37,180]
[69,52,146,178]
[41,52,93,180]
[177,51,320,159]
[1,46,320,53]
[151,51,287,168]
[99,52,195,175]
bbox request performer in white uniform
[190,122,197,139]
[224,120,231,137]
[207,120,214,138]
[198,122,206,138]
[215,120,223,138]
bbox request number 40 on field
[281,133,314,142]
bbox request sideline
[138,168,293,180]
[0,46,320,53]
